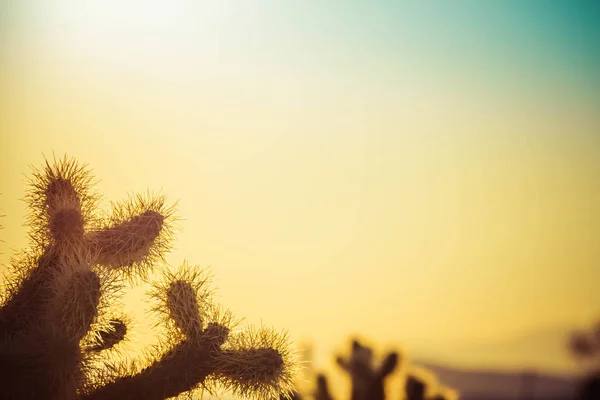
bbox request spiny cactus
[336,339,399,400]
[0,155,297,400]
[281,390,303,400]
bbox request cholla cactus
[336,339,399,400]
[0,155,296,400]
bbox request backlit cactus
[0,155,297,400]
[301,337,457,400]
[336,339,399,400]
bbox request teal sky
[4,1,600,89]
[221,1,600,93]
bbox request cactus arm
[82,324,228,400]
[376,352,399,378]
[87,210,165,270]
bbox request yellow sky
[1,1,599,383]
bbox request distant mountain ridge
[415,361,578,400]
[406,324,582,376]
[200,362,580,400]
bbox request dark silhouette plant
[570,320,600,400]
[405,375,426,400]
[570,321,600,363]
[336,339,399,400]
[0,155,296,400]
[282,336,458,400]
[314,373,335,400]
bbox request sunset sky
[1,0,599,388]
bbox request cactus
[336,339,399,400]
[0,155,297,400]
[405,375,426,400]
[569,320,600,400]
[314,373,335,400]
[570,321,600,362]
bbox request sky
[1,0,599,389]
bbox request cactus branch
[0,155,296,399]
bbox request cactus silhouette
[570,321,600,362]
[405,375,426,400]
[0,155,296,400]
[336,339,399,400]
[569,320,600,400]
[314,373,335,400]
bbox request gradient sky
[1,0,599,385]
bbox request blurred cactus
[0,155,296,400]
[569,320,600,400]
[314,373,335,400]
[282,336,455,400]
[570,322,600,361]
[577,375,600,400]
[405,375,426,400]
[336,339,399,400]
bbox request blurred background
[1,1,599,399]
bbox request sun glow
[27,0,230,75]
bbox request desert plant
[404,375,426,400]
[0,155,296,400]
[569,320,600,400]
[336,339,399,400]
[405,370,459,400]
[313,373,335,400]
[570,321,600,364]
